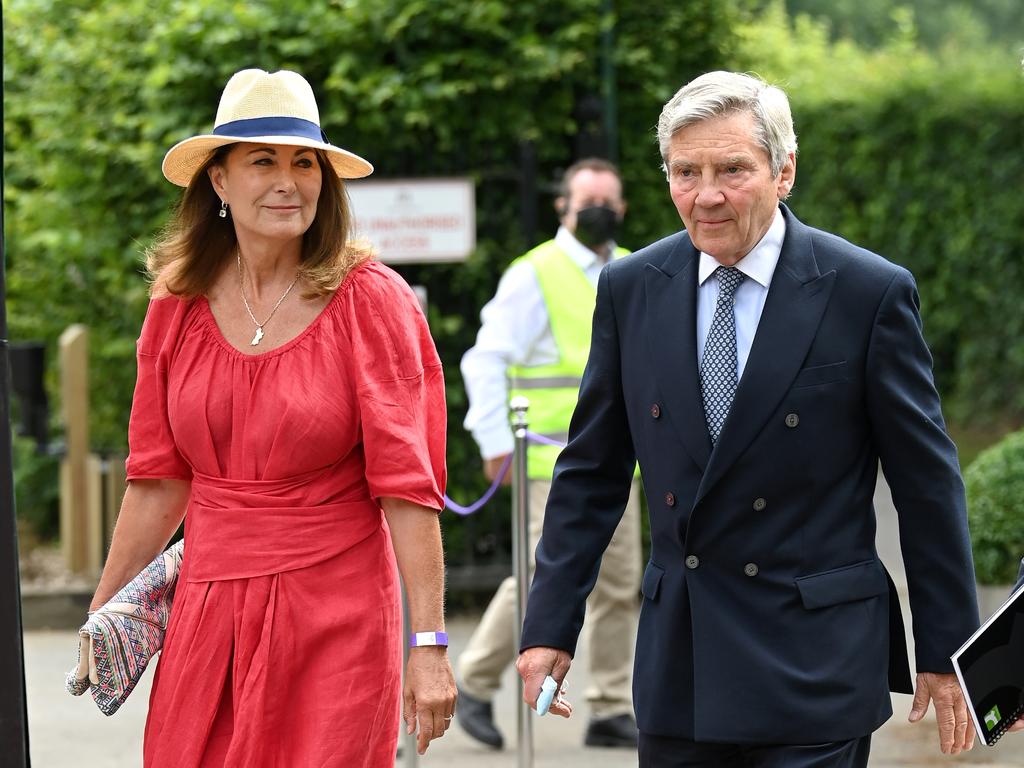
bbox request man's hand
[1007,716,1024,733]
[908,671,975,754]
[516,647,573,718]
[483,454,512,486]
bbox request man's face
[666,111,795,266]
[558,169,626,234]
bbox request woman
[86,68,456,765]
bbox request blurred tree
[736,2,1024,428]
[4,0,744,545]
[9,0,1020,550]
[771,0,1022,50]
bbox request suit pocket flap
[642,562,664,601]
[795,559,887,609]
[792,361,847,388]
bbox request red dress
[126,261,447,767]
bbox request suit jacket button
[651,403,661,419]
[686,555,700,570]
[665,492,676,507]
[744,563,759,577]
[752,497,767,511]
[785,413,800,428]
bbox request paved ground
[22,474,1024,767]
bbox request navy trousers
[638,733,872,768]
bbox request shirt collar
[555,226,615,270]
[697,207,786,288]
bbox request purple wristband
[410,631,449,648]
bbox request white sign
[347,178,476,264]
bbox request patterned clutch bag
[65,540,184,716]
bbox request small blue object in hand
[535,676,558,716]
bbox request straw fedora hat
[161,68,373,186]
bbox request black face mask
[573,205,621,247]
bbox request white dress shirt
[697,208,786,379]
[461,227,615,459]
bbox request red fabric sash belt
[183,470,382,582]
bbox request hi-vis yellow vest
[508,239,629,479]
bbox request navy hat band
[213,116,328,143]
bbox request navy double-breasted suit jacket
[520,205,979,744]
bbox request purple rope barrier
[525,431,566,448]
[443,433,567,516]
[444,453,512,516]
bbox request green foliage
[4,0,741,547]
[774,0,1023,50]
[11,436,60,541]
[964,431,1024,584]
[737,4,1024,426]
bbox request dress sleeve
[344,262,447,510]
[125,297,192,481]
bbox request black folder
[952,580,1024,746]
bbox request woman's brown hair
[146,146,371,299]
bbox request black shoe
[584,713,639,748]
[455,687,504,749]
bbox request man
[516,72,981,767]
[458,158,643,749]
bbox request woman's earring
[219,201,229,219]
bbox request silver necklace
[237,252,300,346]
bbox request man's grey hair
[657,71,798,177]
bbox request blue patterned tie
[701,267,745,444]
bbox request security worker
[457,158,642,749]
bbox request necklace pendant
[250,326,264,346]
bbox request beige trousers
[457,479,642,718]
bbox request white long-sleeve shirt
[461,227,614,459]
[696,208,785,378]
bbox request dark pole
[519,140,538,247]
[0,4,33,765]
[600,0,619,164]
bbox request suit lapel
[695,209,836,505]
[644,234,712,472]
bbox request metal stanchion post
[403,287,424,768]
[0,11,32,757]
[401,584,418,767]
[509,396,533,768]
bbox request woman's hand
[403,646,457,754]
[380,497,455,754]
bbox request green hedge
[781,0,1023,50]
[3,0,743,550]
[789,79,1024,425]
[8,1,1023,560]
[737,6,1024,426]
[965,431,1024,584]
[738,9,1024,581]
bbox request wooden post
[59,325,101,575]
[104,454,127,549]
[85,454,104,573]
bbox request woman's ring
[444,715,454,720]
